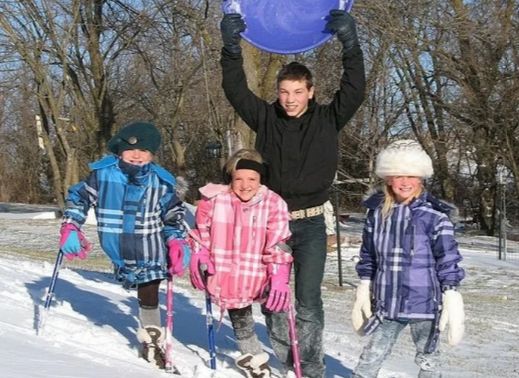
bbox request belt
[290,205,324,220]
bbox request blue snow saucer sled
[222,0,355,54]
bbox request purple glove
[59,223,92,261]
[167,239,189,276]
[189,246,215,291]
[266,263,292,312]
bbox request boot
[235,352,271,378]
[136,326,166,369]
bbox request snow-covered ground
[0,203,518,377]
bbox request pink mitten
[59,223,92,261]
[266,263,292,312]
[167,239,189,276]
[189,247,215,291]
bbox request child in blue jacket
[351,140,465,378]
[59,121,189,369]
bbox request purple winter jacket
[356,191,465,323]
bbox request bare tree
[0,0,153,207]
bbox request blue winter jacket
[64,155,188,286]
[356,191,465,323]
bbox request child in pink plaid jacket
[189,148,292,377]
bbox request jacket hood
[363,188,456,217]
[362,188,385,210]
[199,183,230,199]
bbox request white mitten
[351,280,372,334]
[439,290,465,345]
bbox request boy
[220,9,366,378]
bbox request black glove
[220,13,246,55]
[326,10,359,52]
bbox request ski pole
[37,250,64,335]
[164,276,181,374]
[201,264,216,369]
[287,299,303,378]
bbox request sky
[0,204,518,378]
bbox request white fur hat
[375,139,433,179]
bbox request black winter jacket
[221,46,366,211]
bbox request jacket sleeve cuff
[342,44,363,60]
[442,285,459,292]
[221,47,243,59]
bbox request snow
[0,204,518,377]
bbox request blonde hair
[381,181,424,219]
[223,149,263,180]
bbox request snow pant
[352,319,441,378]
[228,305,264,355]
[263,214,327,378]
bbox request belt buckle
[291,206,323,220]
[291,209,304,219]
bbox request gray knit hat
[108,121,161,155]
[375,139,433,179]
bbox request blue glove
[61,230,81,254]
[59,223,92,260]
[326,10,359,51]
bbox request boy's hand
[221,13,246,55]
[326,10,359,52]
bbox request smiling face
[277,79,314,118]
[386,176,423,203]
[120,149,153,166]
[231,169,261,202]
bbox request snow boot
[235,352,272,378]
[136,326,166,369]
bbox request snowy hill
[0,205,518,377]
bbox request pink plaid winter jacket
[189,183,292,310]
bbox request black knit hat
[108,121,161,155]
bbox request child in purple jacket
[351,140,465,378]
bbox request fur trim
[375,139,433,179]
[235,352,271,378]
[175,176,189,201]
[137,327,152,343]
